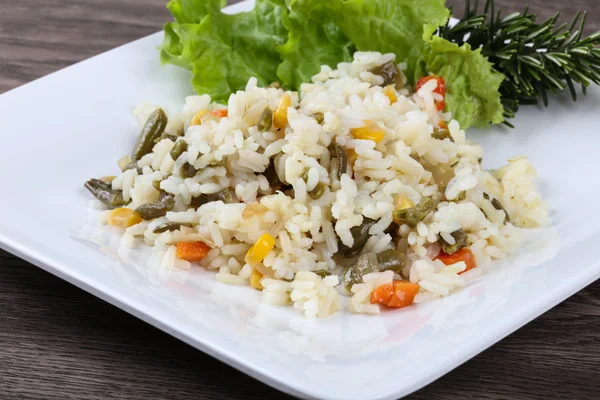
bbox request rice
[89,51,549,318]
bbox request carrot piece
[388,281,420,308]
[176,241,211,262]
[370,282,395,305]
[416,75,446,111]
[211,109,228,118]
[416,75,446,97]
[370,280,420,309]
[435,248,476,274]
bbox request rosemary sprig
[439,0,600,126]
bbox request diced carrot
[370,280,420,309]
[176,241,211,262]
[435,248,476,274]
[211,109,228,118]
[416,75,446,97]
[370,282,395,305]
[416,75,446,111]
[388,281,420,308]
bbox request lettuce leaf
[166,0,226,24]
[159,0,226,67]
[276,0,354,89]
[160,0,288,102]
[160,22,187,68]
[417,35,505,128]
[326,0,450,82]
[159,0,505,128]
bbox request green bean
[432,129,454,142]
[312,112,325,124]
[483,193,510,223]
[301,170,309,182]
[213,188,232,204]
[313,270,332,278]
[343,252,378,291]
[376,249,405,273]
[392,197,436,227]
[121,161,142,174]
[337,218,377,257]
[152,222,193,234]
[84,179,128,208]
[336,143,347,179]
[135,192,175,220]
[132,108,168,161]
[189,188,232,209]
[169,140,188,161]
[369,60,402,88]
[308,182,327,199]
[300,169,327,200]
[154,133,179,144]
[257,107,273,132]
[342,249,407,291]
[210,158,227,167]
[179,162,197,178]
[190,194,210,209]
[440,229,468,254]
[263,161,280,188]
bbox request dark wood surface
[1,1,599,399]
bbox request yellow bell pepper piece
[242,203,268,220]
[108,208,142,229]
[190,110,209,126]
[273,94,291,129]
[99,176,116,183]
[392,195,415,225]
[346,148,358,166]
[351,120,385,143]
[245,233,275,266]
[384,85,398,104]
[250,269,264,290]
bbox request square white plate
[1,1,599,399]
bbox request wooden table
[1,1,599,399]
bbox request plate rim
[1,1,600,399]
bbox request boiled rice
[91,51,549,318]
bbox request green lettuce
[326,0,450,82]
[276,0,355,89]
[160,22,187,68]
[159,0,506,127]
[159,0,226,67]
[417,35,505,128]
[160,0,288,102]
[166,0,226,23]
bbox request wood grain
[1,1,599,399]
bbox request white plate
[1,1,599,399]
